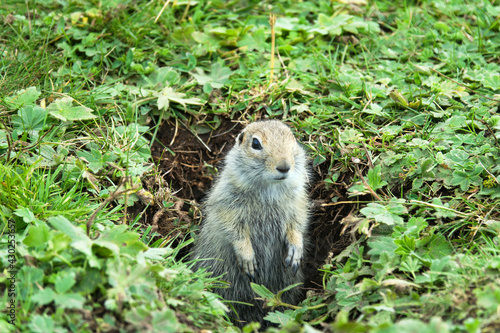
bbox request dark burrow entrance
[133,115,355,297]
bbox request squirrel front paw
[238,256,258,280]
[284,243,302,275]
[234,238,257,280]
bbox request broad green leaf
[417,233,453,258]
[143,247,174,260]
[475,285,500,311]
[92,240,120,257]
[48,216,88,242]
[264,310,294,325]
[450,169,482,191]
[23,224,51,247]
[400,256,422,273]
[429,257,450,273]
[315,14,350,36]
[360,199,407,225]
[147,67,180,88]
[482,73,500,90]
[154,87,204,110]
[0,130,7,149]
[14,207,36,223]
[55,271,77,294]
[53,293,86,309]
[32,288,56,306]
[151,310,180,332]
[367,236,399,256]
[12,105,48,137]
[191,31,220,52]
[393,317,450,333]
[237,28,268,52]
[27,315,55,333]
[120,240,148,256]
[358,278,379,292]
[76,149,117,173]
[5,86,40,109]
[339,128,364,144]
[250,283,275,299]
[46,97,96,121]
[74,268,105,294]
[191,62,232,89]
[395,235,416,255]
[431,198,456,219]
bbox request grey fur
[191,120,310,327]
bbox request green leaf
[0,130,8,149]
[12,105,48,137]
[394,235,416,255]
[143,247,174,260]
[55,271,77,294]
[14,207,36,223]
[367,236,399,256]
[389,89,409,106]
[450,169,482,191]
[48,216,99,266]
[263,310,293,325]
[314,14,350,36]
[360,199,408,225]
[393,317,450,333]
[5,86,41,109]
[367,165,388,191]
[154,87,204,110]
[46,97,96,121]
[53,293,86,309]
[417,233,453,258]
[23,224,51,247]
[48,216,88,242]
[431,198,456,219]
[32,288,56,306]
[400,256,422,273]
[146,67,180,88]
[191,31,220,52]
[358,278,379,292]
[76,149,117,173]
[120,240,148,256]
[73,268,105,294]
[250,283,275,299]
[237,28,268,52]
[429,257,450,273]
[482,73,500,90]
[191,62,232,89]
[92,240,120,257]
[27,315,55,333]
[339,128,364,144]
[474,284,500,311]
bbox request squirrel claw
[239,258,258,281]
[290,262,299,275]
[285,244,302,276]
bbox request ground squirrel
[191,120,310,327]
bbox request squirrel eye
[251,138,262,150]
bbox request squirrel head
[229,120,307,188]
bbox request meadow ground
[1,0,500,332]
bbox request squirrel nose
[276,164,290,174]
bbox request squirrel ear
[236,132,245,145]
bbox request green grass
[1,0,500,332]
